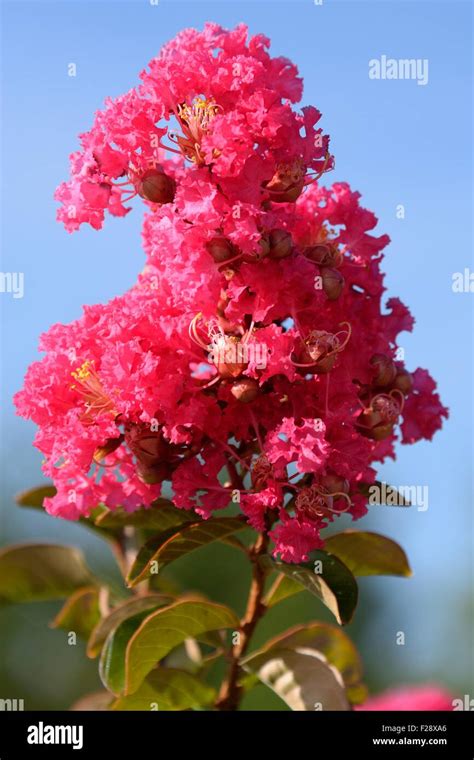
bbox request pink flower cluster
[358,685,454,711]
[15,24,447,562]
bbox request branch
[215,531,269,710]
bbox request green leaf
[127,517,246,586]
[99,611,152,695]
[264,574,303,608]
[124,600,239,695]
[16,485,56,507]
[0,544,96,605]
[242,646,350,711]
[16,487,117,542]
[261,551,358,625]
[52,586,101,639]
[111,668,216,711]
[87,594,173,658]
[325,531,412,577]
[247,622,364,698]
[94,499,187,531]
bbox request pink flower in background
[358,685,454,711]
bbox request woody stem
[215,531,269,710]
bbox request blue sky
[1,0,472,692]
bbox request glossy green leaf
[16,485,56,507]
[127,517,246,586]
[111,668,216,711]
[16,487,116,541]
[95,500,187,531]
[246,622,364,698]
[264,574,303,608]
[325,531,412,577]
[243,646,350,711]
[124,600,239,695]
[87,594,173,658]
[52,586,101,639]
[99,611,152,695]
[0,544,96,605]
[261,551,358,625]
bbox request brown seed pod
[268,229,292,259]
[320,473,350,495]
[263,160,306,203]
[206,236,235,263]
[370,353,397,387]
[304,244,342,267]
[216,359,248,379]
[93,434,124,462]
[230,377,259,403]
[321,267,344,300]
[356,409,394,440]
[392,368,414,395]
[137,461,173,485]
[136,168,176,204]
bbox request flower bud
[206,237,235,263]
[217,359,247,379]
[321,267,344,300]
[251,455,273,491]
[356,394,401,441]
[356,409,393,440]
[230,377,259,403]
[93,434,124,462]
[125,424,167,468]
[304,244,338,266]
[392,369,414,395]
[320,473,350,495]
[137,461,172,485]
[136,168,176,204]
[268,229,292,259]
[264,160,305,203]
[258,235,270,259]
[241,236,269,263]
[370,353,397,387]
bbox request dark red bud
[264,175,304,203]
[392,369,414,395]
[370,353,397,387]
[217,360,247,379]
[304,244,331,265]
[320,473,350,494]
[321,267,344,300]
[356,409,394,440]
[206,237,235,263]
[94,434,124,462]
[137,461,172,484]
[258,235,270,259]
[268,229,292,259]
[136,168,176,204]
[230,377,259,403]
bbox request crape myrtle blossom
[357,685,454,711]
[16,24,448,561]
[55,22,331,253]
